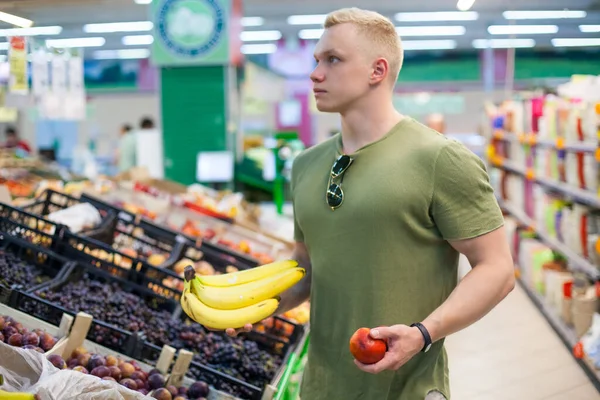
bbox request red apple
[349,327,387,365]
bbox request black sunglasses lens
[332,155,351,176]
[327,184,343,208]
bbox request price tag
[525,168,535,180]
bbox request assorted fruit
[47,348,209,400]
[0,315,58,353]
[180,260,304,330]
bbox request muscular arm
[276,241,312,315]
[421,226,515,343]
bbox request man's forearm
[276,247,312,315]
[421,261,515,343]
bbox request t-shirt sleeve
[431,140,504,241]
[290,156,305,243]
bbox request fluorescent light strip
[84,21,153,33]
[0,43,7,50]
[134,0,152,4]
[298,29,323,40]
[457,0,476,11]
[123,35,154,45]
[396,26,466,36]
[395,11,478,22]
[488,25,558,35]
[552,38,600,47]
[580,25,600,33]
[46,37,106,48]
[503,10,586,20]
[472,38,536,49]
[241,43,277,54]
[240,30,281,42]
[0,11,33,28]
[402,40,457,50]
[94,49,150,59]
[0,26,62,36]
[242,17,264,27]
[287,14,327,25]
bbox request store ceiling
[0,0,599,57]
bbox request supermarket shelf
[492,162,600,209]
[492,132,596,153]
[517,278,600,392]
[498,199,600,280]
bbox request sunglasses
[326,154,353,210]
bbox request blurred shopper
[116,123,136,173]
[426,113,446,134]
[4,126,31,154]
[224,8,515,400]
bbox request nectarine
[349,327,387,365]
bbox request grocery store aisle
[446,277,598,400]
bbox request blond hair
[325,8,403,83]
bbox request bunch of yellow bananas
[180,260,304,330]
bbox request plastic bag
[47,203,102,233]
[0,342,149,400]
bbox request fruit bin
[0,233,75,305]
[60,231,186,300]
[8,260,180,357]
[0,202,65,251]
[80,192,259,272]
[22,189,118,245]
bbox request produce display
[180,261,304,330]
[0,315,58,353]
[47,348,210,399]
[0,249,54,289]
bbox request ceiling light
[46,37,106,48]
[0,26,62,36]
[240,30,281,42]
[242,17,264,27]
[402,40,457,50]
[552,38,600,47]
[122,35,154,45]
[457,0,476,11]
[472,38,536,48]
[241,43,277,54]
[134,0,152,4]
[395,12,478,22]
[503,10,586,20]
[298,29,323,40]
[94,49,150,59]
[579,25,600,33]
[396,26,466,36]
[287,14,327,25]
[0,43,7,50]
[84,21,153,33]
[488,25,558,35]
[0,11,33,28]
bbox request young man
[229,8,515,400]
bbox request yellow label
[556,137,565,150]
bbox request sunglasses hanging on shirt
[326,154,353,210]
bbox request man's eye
[329,56,339,63]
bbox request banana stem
[184,265,196,282]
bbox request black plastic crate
[80,193,259,271]
[60,231,185,302]
[0,233,73,304]
[0,202,65,250]
[22,189,118,245]
[10,261,179,356]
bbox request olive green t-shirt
[291,117,504,400]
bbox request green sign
[151,0,230,66]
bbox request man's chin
[316,102,340,113]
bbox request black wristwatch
[410,322,432,353]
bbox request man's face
[310,24,373,113]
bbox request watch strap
[410,322,432,353]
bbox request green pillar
[150,0,243,185]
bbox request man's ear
[370,58,389,85]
